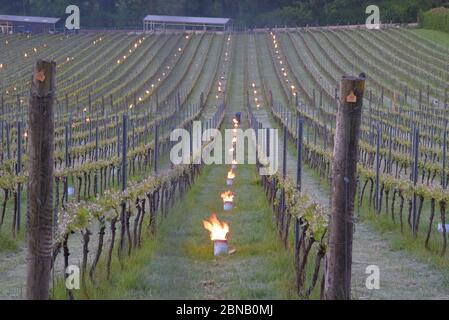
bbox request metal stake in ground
[64,124,69,200]
[117,114,128,259]
[6,121,10,159]
[374,125,381,213]
[296,113,303,191]
[154,122,159,174]
[412,128,419,237]
[324,74,366,300]
[16,121,22,234]
[294,113,303,270]
[27,60,56,300]
[442,119,447,189]
[121,114,127,192]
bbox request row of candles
[203,114,241,256]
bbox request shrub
[422,7,449,33]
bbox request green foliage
[0,0,445,28]
[422,7,449,33]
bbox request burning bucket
[231,160,237,170]
[221,191,234,211]
[226,170,235,186]
[203,214,230,256]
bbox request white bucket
[223,202,233,211]
[214,240,229,256]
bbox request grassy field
[411,29,449,48]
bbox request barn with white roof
[0,14,61,34]
[143,15,231,32]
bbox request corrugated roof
[0,14,60,24]
[144,15,230,25]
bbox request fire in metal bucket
[226,169,235,186]
[203,213,230,256]
[221,191,234,211]
[232,159,237,170]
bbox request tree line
[0,0,446,28]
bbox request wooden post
[26,60,56,300]
[325,74,365,300]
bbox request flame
[232,136,237,144]
[232,160,237,165]
[203,214,229,241]
[221,191,234,203]
[227,170,235,180]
